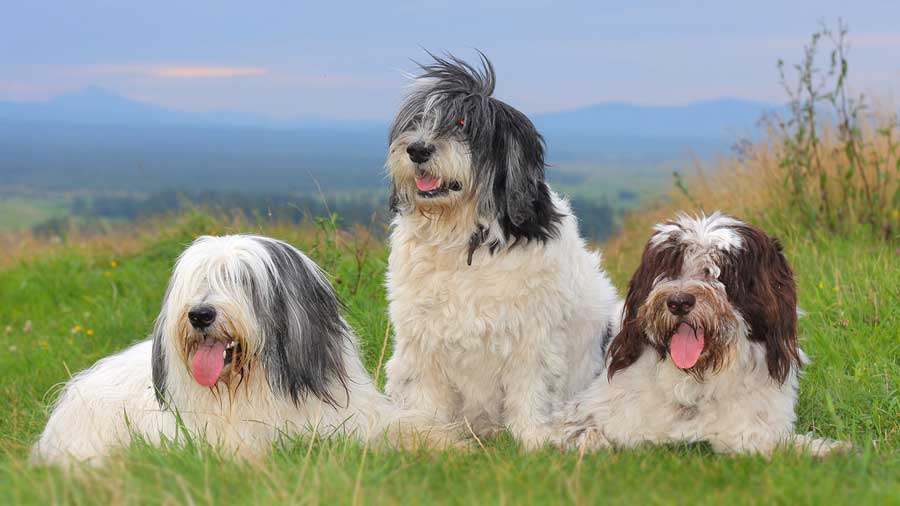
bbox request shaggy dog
[33,235,453,465]
[383,53,620,449]
[559,213,849,456]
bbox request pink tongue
[415,175,441,191]
[669,323,705,369]
[190,338,226,387]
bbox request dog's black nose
[407,142,434,164]
[188,305,217,329]
[666,293,696,316]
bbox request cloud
[73,64,269,79]
[148,66,268,78]
[272,73,396,89]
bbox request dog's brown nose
[666,293,696,316]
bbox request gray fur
[257,238,350,406]
[150,284,172,403]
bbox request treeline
[33,190,620,241]
[71,191,387,227]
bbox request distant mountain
[532,98,781,161]
[534,98,778,140]
[0,87,189,126]
[0,88,778,137]
[0,88,387,130]
[0,89,781,193]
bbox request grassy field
[0,201,898,504]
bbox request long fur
[559,213,850,456]
[32,235,457,466]
[384,52,620,449]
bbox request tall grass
[773,20,900,239]
[604,22,900,281]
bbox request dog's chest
[388,241,561,357]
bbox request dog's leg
[708,432,853,457]
[557,387,627,452]
[384,345,460,424]
[786,433,854,457]
[702,382,851,457]
[501,349,562,451]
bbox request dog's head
[387,52,560,251]
[151,235,349,406]
[608,212,799,383]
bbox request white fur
[32,235,454,466]
[560,341,836,454]
[385,195,620,449]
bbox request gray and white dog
[33,235,457,465]
[384,53,620,449]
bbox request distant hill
[0,88,777,136]
[0,89,780,193]
[535,98,776,140]
[0,87,383,130]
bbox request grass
[0,204,898,505]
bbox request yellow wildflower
[110,260,118,268]
[892,209,900,220]
[86,329,94,336]
[818,282,824,289]
[72,325,82,333]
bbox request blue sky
[2,1,899,119]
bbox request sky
[2,0,899,119]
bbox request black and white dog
[384,53,620,449]
[33,235,455,465]
[560,213,850,455]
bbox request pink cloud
[71,64,268,79]
[149,66,268,79]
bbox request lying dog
[33,235,456,465]
[560,213,849,456]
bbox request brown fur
[607,235,683,378]
[721,224,800,383]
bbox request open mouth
[669,322,705,370]
[415,174,462,198]
[189,336,243,387]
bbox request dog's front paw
[792,433,854,457]
[559,425,611,453]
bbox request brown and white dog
[559,212,849,456]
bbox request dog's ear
[479,104,560,242]
[726,225,800,383]
[608,235,684,379]
[259,240,349,407]
[499,110,548,228]
[607,319,647,380]
[150,286,172,405]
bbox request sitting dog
[383,53,620,449]
[33,235,455,465]
[559,212,849,456]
